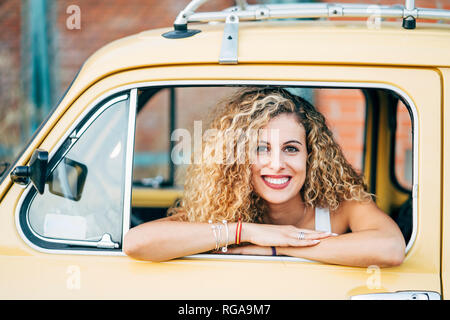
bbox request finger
[308,232,338,240]
[297,228,320,234]
[297,228,338,236]
[293,230,337,240]
[316,230,339,236]
[291,239,321,247]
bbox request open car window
[130,84,414,254]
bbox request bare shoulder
[334,199,399,233]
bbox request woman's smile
[261,175,292,189]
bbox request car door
[441,67,450,300]
[0,63,441,299]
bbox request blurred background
[0,0,448,185]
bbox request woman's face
[251,113,308,205]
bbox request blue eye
[256,145,269,153]
[284,146,299,153]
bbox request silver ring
[298,231,305,240]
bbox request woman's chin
[260,193,295,205]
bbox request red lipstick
[261,175,291,190]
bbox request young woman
[124,87,405,267]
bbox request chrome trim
[122,89,137,246]
[219,14,239,65]
[174,0,209,26]
[175,2,450,25]
[350,290,441,300]
[96,233,119,249]
[15,79,419,259]
[72,95,128,139]
[12,232,118,249]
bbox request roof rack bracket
[219,14,239,64]
[328,5,344,17]
[402,0,417,29]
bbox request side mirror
[10,149,48,194]
[47,158,88,201]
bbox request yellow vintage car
[0,0,449,300]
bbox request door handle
[350,291,440,300]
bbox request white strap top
[315,207,331,233]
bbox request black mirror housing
[29,149,48,194]
[10,149,48,194]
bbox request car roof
[71,20,450,95]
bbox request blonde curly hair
[168,87,372,223]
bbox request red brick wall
[0,0,22,161]
[55,0,235,92]
[1,0,446,185]
[315,89,366,171]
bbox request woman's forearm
[124,221,238,261]
[276,230,405,268]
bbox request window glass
[314,88,366,172]
[394,100,413,189]
[133,87,240,188]
[133,89,170,187]
[27,95,130,245]
[174,87,239,186]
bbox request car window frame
[15,89,137,255]
[133,87,176,188]
[14,79,418,258]
[390,98,414,193]
[127,80,418,260]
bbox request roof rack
[162,0,450,63]
[166,0,450,31]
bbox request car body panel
[0,62,442,298]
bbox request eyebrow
[259,140,303,146]
[283,140,303,145]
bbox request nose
[268,149,285,171]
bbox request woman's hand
[242,223,336,247]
